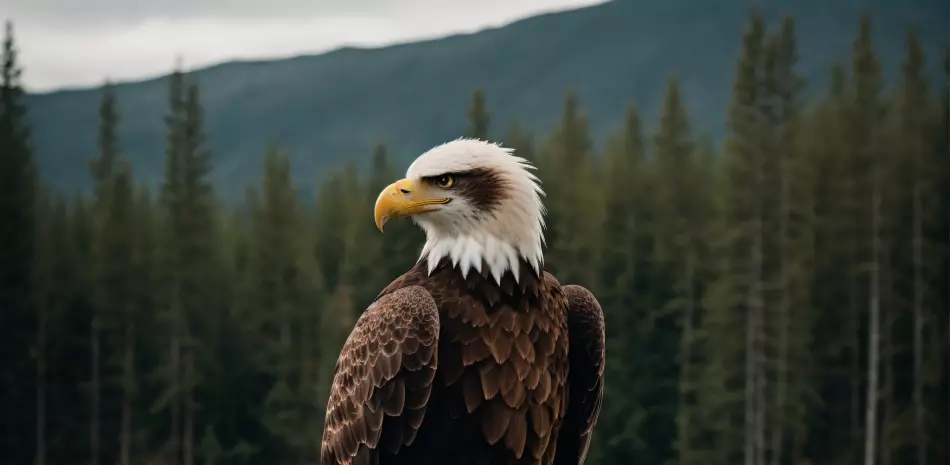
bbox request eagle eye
[435,174,455,189]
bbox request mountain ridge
[24,0,948,200]
[26,2,595,96]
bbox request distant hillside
[24,0,948,200]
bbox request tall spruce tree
[468,89,491,140]
[179,82,218,465]
[0,21,36,463]
[893,27,934,465]
[762,16,815,465]
[503,122,536,163]
[87,82,120,465]
[807,60,862,465]
[59,197,96,463]
[103,161,136,465]
[31,187,52,465]
[129,186,158,465]
[594,102,653,465]
[702,9,766,465]
[540,91,601,287]
[157,65,187,465]
[252,145,322,463]
[850,15,887,465]
[652,76,700,465]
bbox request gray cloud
[13,0,391,25]
[7,0,605,91]
[11,0,590,26]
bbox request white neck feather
[419,230,544,285]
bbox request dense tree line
[1,10,947,465]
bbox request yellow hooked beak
[374,178,451,232]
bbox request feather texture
[321,286,440,465]
[321,255,604,465]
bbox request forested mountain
[2,4,948,465]
[23,0,948,199]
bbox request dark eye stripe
[438,167,506,213]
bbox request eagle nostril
[399,188,410,194]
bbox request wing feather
[321,285,440,465]
[554,284,606,465]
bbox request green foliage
[503,122,536,163]
[0,19,37,463]
[539,91,602,287]
[468,89,491,140]
[6,8,950,465]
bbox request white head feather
[405,138,546,284]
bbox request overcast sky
[8,0,605,93]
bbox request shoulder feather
[321,285,441,465]
[555,284,605,465]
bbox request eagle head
[374,138,546,283]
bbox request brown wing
[321,285,440,465]
[554,284,606,465]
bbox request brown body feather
[321,257,605,465]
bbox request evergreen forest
[1,9,948,465]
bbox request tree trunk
[864,170,881,465]
[912,179,926,465]
[881,291,893,465]
[91,319,101,465]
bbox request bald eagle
[321,139,606,465]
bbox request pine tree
[807,60,862,465]
[503,122,536,163]
[179,82,217,465]
[762,16,815,465]
[104,162,136,465]
[251,144,321,462]
[157,65,187,465]
[0,20,37,463]
[340,158,386,309]
[313,172,349,293]
[31,186,52,465]
[35,194,75,461]
[57,196,96,463]
[702,9,766,465]
[850,15,887,465]
[595,102,653,465]
[130,185,157,464]
[468,89,490,140]
[540,90,601,287]
[33,191,79,465]
[86,82,120,465]
[892,26,933,465]
[651,76,703,465]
